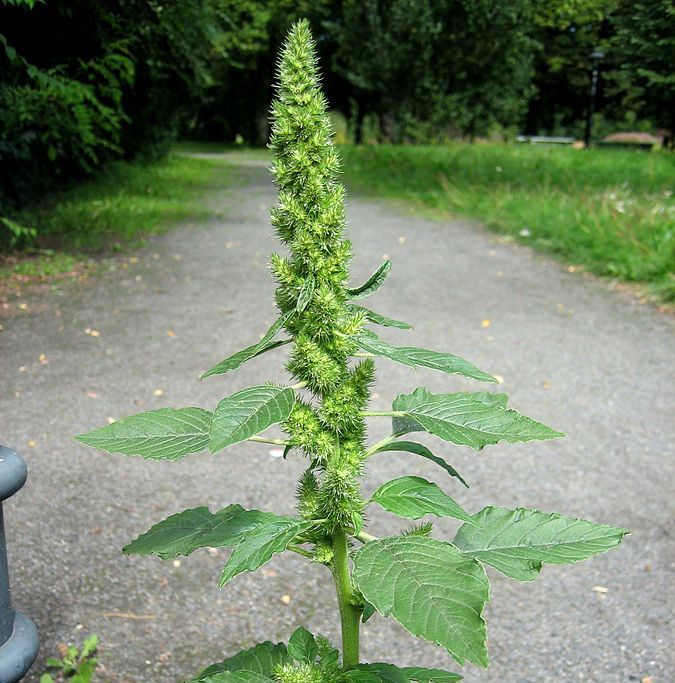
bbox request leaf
[370,477,475,525]
[287,626,318,664]
[75,407,211,460]
[352,536,489,668]
[399,667,463,682]
[392,388,563,450]
[123,506,275,559]
[370,441,468,488]
[296,276,315,312]
[453,506,629,581]
[201,673,274,683]
[220,516,311,586]
[80,635,99,659]
[196,642,290,679]
[201,313,292,379]
[345,663,462,683]
[347,260,391,299]
[351,305,412,330]
[356,330,495,383]
[345,664,407,682]
[209,385,296,454]
[361,601,376,623]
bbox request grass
[339,144,675,301]
[1,152,230,280]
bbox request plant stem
[247,436,291,445]
[332,527,360,668]
[364,434,398,457]
[354,531,378,543]
[362,410,405,417]
[287,544,314,559]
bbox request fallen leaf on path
[166,329,175,337]
[481,319,491,328]
[592,585,608,594]
[280,594,291,605]
[153,388,164,397]
[38,353,48,364]
[493,374,504,384]
[86,391,98,399]
[542,381,551,389]
[27,440,36,448]
[398,236,406,244]
[18,302,28,310]
[172,559,181,568]
[85,328,100,337]
[106,417,116,424]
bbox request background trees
[1,0,672,209]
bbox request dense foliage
[1,0,673,220]
[77,22,627,681]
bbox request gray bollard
[0,447,39,683]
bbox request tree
[608,0,675,143]
[332,0,536,141]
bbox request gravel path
[2,153,673,683]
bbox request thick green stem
[332,527,360,668]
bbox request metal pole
[0,446,39,682]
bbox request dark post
[584,48,605,148]
[0,446,39,682]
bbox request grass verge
[339,144,675,301]
[1,152,230,281]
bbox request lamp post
[584,48,605,148]
[0,446,39,682]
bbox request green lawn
[339,144,675,301]
[1,153,229,279]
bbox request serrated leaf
[201,673,274,683]
[209,385,296,454]
[346,663,407,682]
[123,506,276,559]
[75,407,211,460]
[392,387,563,450]
[399,667,462,682]
[345,663,462,683]
[370,477,475,525]
[356,330,495,383]
[196,642,290,680]
[347,260,391,299]
[351,305,412,330]
[342,671,383,683]
[371,441,468,488]
[353,536,489,668]
[453,506,629,581]
[287,626,318,664]
[296,276,315,312]
[201,313,292,379]
[220,516,311,586]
